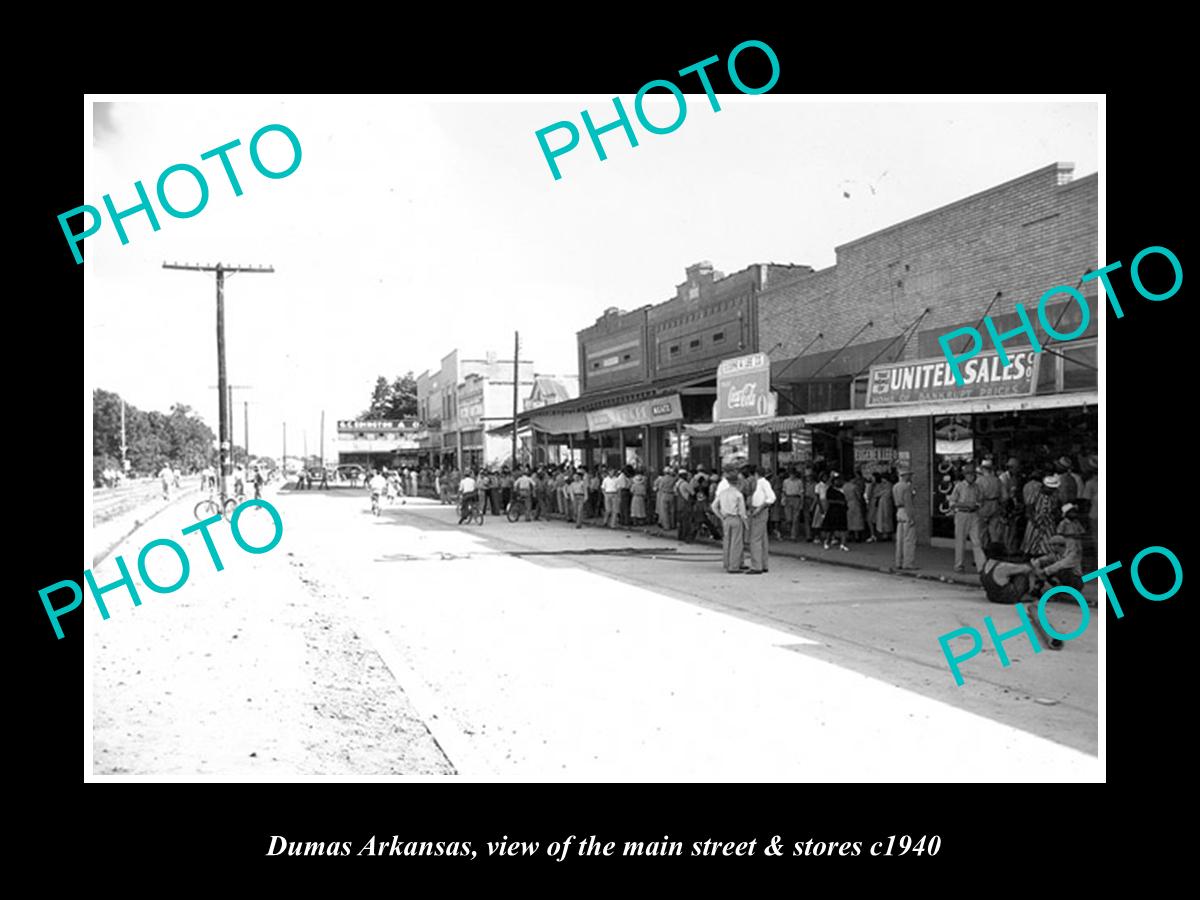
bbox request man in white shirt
[458,470,479,523]
[602,469,620,528]
[710,465,748,573]
[159,464,174,500]
[747,464,777,573]
[368,469,386,514]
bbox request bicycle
[506,494,531,523]
[459,495,485,526]
[371,491,382,517]
[193,490,245,522]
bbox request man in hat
[711,464,748,573]
[892,464,918,569]
[949,464,984,573]
[976,458,1003,545]
[1030,515,1085,594]
[655,466,676,531]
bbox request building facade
[505,261,809,471]
[416,349,536,470]
[502,162,1097,547]
[727,162,1098,545]
[334,419,427,470]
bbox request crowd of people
[426,451,1096,597]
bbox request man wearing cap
[949,465,985,573]
[1030,523,1084,593]
[976,458,1003,545]
[892,464,918,570]
[711,464,748,573]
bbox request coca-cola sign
[716,353,774,422]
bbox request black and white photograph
[80,92,1104,782]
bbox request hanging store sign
[716,352,774,421]
[585,393,683,431]
[866,350,1039,407]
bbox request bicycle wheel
[223,498,239,520]
[506,502,521,523]
[194,498,221,520]
[473,509,486,526]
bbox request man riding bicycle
[458,469,479,524]
[368,469,386,514]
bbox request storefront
[803,345,1098,546]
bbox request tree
[361,375,393,420]
[360,372,419,421]
[92,389,217,483]
[387,372,418,419]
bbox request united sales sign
[867,350,1039,407]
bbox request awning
[803,390,1098,425]
[685,414,809,438]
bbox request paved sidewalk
[517,509,1099,602]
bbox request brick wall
[760,163,1099,371]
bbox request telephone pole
[208,384,253,464]
[320,410,325,470]
[282,422,288,477]
[512,331,519,468]
[166,261,273,498]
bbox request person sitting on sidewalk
[979,542,1035,605]
[1030,511,1085,594]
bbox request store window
[1061,341,1098,392]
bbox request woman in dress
[823,473,850,551]
[874,470,896,542]
[844,471,866,541]
[1023,473,1060,557]
[630,468,648,525]
[865,470,881,542]
[811,470,830,542]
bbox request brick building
[499,260,810,471]
[505,161,1097,548]
[733,162,1097,545]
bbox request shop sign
[716,352,776,421]
[866,350,1039,407]
[586,393,683,431]
[337,420,408,432]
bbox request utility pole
[282,422,288,477]
[244,401,251,463]
[166,261,273,499]
[512,331,519,469]
[320,410,325,470]
[207,384,253,464]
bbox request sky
[84,95,1098,461]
